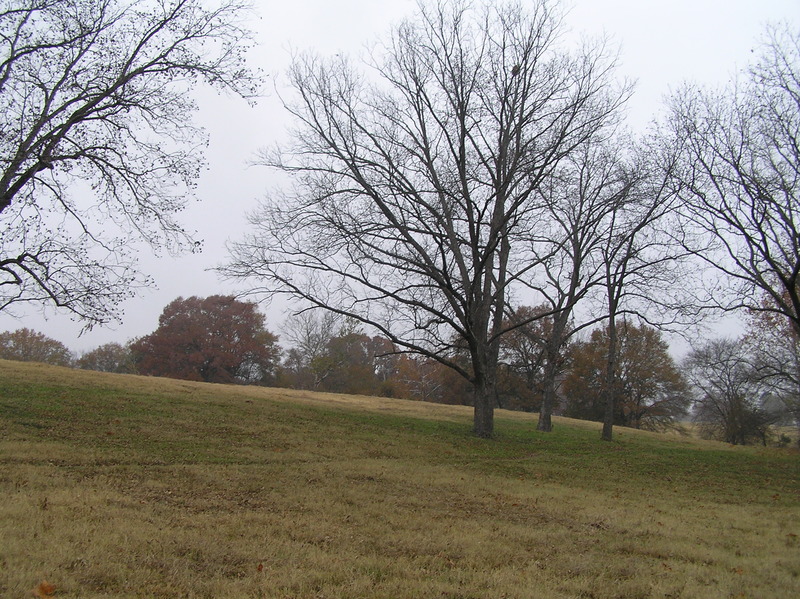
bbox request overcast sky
[1,0,798,354]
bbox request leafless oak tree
[224,0,627,437]
[0,0,258,325]
[745,306,800,443]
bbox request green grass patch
[1,359,798,598]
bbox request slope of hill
[1,359,798,598]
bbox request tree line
[1,293,796,446]
[1,1,798,443]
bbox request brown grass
[1,359,798,598]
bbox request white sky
[1,0,798,354]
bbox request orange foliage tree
[132,295,280,385]
[563,322,690,431]
[0,328,72,366]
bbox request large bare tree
[224,0,627,437]
[0,0,258,325]
[664,23,800,334]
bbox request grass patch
[1,359,798,598]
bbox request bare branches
[223,0,627,436]
[0,0,258,326]
[664,23,800,333]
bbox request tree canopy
[664,23,800,334]
[76,342,136,374]
[0,327,72,366]
[563,322,690,431]
[132,295,280,385]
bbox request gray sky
[1,0,798,354]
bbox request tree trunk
[793,388,800,448]
[537,318,567,433]
[537,352,559,432]
[601,316,619,441]
[473,375,495,438]
[536,403,552,432]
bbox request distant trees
[0,328,72,366]
[223,0,629,437]
[76,342,136,374]
[131,295,280,385]
[283,334,399,397]
[280,311,412,397]
[0,0,258,325]
[392,355,463,404]
[496,306,565,413]
[279,311,344,390]
[1,311,794,447]
[311,333,397,396]
[563,323,690,431]
[684,337,776,445]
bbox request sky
[1,0,798,354]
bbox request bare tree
[594,138,697,441]
[664,23,800,334]
[223,0,627,437]
[280,309,367,390]
[0,0,258,325]
[526,138,635,432]
[505,134,687,436]
[281,309,342,388]
[685,337,777,445]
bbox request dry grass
[1,359,798,598]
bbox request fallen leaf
[257,563,264,572]
[33,580,56,599]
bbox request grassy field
[1,359,798,599]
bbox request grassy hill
[1,359,798,598]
